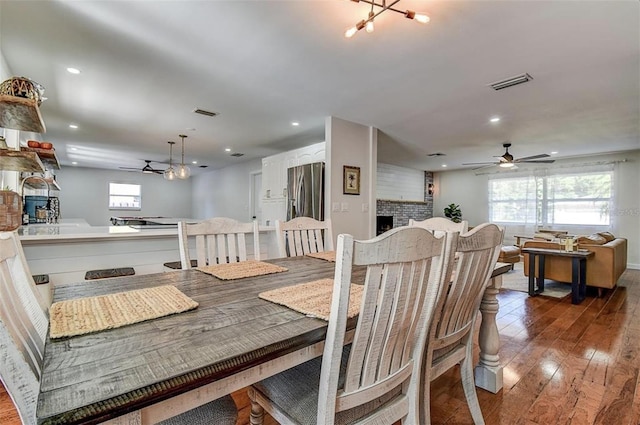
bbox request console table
[521,247,594,304]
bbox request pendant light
[163,141,177,181]
[176,134,191,179]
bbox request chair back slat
[275,217,333,257]
[0,231,50,425]
[178,218,260,268]
[316,226,455,424]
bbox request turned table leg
[474,275,503,393]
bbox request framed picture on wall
[343,165,360,195]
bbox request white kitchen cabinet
[261,154,287,200]
[261,198,287,227]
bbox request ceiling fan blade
[119,167,140,171]
[515,154,550,161]
[462,161,499,165]
[518,159,556,163]
[472,164,498,171]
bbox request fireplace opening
[376,215,393,236]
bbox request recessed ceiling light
[551,151,558,155]
[490,117,500,123]
[192,160,198,164]
[71,161,78,165]
[291,122,300,126]
[66,67,81,74]
[225,148,231,152]
[69,124,78,129]
[441,164,447,168]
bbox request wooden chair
[420,223,504,424]
[248,226,456,425]
[0,231,238,425]
[408,217,469,233]
[178,217,260,269]
[275,217,334,257]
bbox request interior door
[251,172,262,224]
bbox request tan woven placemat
[259,278,362,321]
[197,260,288,280]
[49,285,198,339]
[306,251,336,262]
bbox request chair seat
[84,267,135,280]
[252,346,400,425]
[158,395,237,425]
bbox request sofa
[522,233,627,290]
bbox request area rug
[259,278,362,321]
[500,262,572,299]
[49,285,198,339]
[197,260,288,280]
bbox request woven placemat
[197,260,288,280]
[306,251,336,262]
[259,278,362,321]
[49,285,198,339]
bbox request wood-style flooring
[2,269,638,424]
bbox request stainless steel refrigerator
[287,162,324,221]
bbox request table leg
[571,257,587,305]
[527,253,536,296]
[474,276,503,393]
[536,254,545,293]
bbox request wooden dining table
[37,256,511,425]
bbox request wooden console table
[521,247,594,305]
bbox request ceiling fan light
[499,162,515,168]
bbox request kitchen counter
[18,224,177,243]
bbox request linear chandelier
[345,0,430,38]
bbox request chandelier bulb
[345,19,366,38]
[365,11,374,33]
[164,166,177,181]
[414,13,430,24]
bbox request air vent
[193,108,218,117]
[230,153,244,157]
[199,165,209,168]
[488,73,533,91]
[427,152,446,157]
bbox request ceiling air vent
[230,153,244,157]
[488,73,533,91]
[193,108,218,117]
[427,152,446,157]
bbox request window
[489,167,613,227]
[109,183,141,210]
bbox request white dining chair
[248,226,456,425]
[420,223,504,424]
[275,217,333,257]
[178,217,260,269]
[0,231,238,425]
[408,217,469,233]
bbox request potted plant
[444,203,462,223]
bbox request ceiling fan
[462,143,555,170]
[119,160,165,175]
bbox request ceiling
[1,1,638,175]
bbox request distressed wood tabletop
[37,256,358,425]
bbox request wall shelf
[0,95,46,133]
[0,149,45,173]
[20,146,60,169]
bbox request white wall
[326,116,376,240]
[433,150,640,268]
[56,167,193,226]
[191,158,262,221]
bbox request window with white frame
[108,183,141,210]
[489,166,613,227]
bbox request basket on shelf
[0,190,22,231]
[0,76,45,105]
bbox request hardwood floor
[2,269,638,424]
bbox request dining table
[36,256,511,425]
